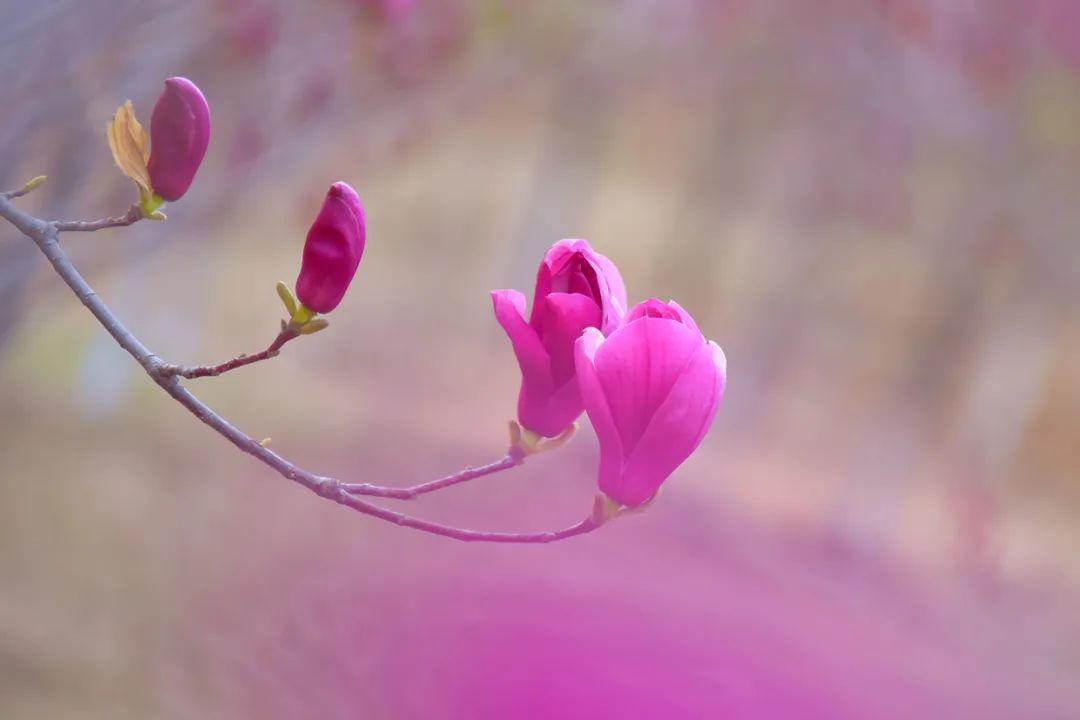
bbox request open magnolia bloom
[492,239,626,438]
[575,298,726,508]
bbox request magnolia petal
[529,258,557,326]
[542,239,584,275]
[678,340,726,454]
[495,288,585,437]
[539,291,602,387]
[668,299,702,338]
[531,238,625,336]
[624,298,702,340]
[520,370,585,438]
[626,297,680,323]
[147,77,211,202]
[492,289,552,394]
[295,182,365,313]
[558,238,626,335]
[575,328,624,494]
[593,252,627,334]
[708,340,727,387]
[613,340,723,507]
[593,316,704,454]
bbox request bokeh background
[2,0,1080,717]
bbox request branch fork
[0,177,609,543]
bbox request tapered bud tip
[23,175,47,193]
[327,181,364,223]
[165,76,194,91]
[328,180,354,197]
[295,182,366,314]
[147,76,211,202]
[161,77,208,110]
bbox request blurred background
[2,0,1079,717]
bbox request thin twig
[54,204,142,232]
[1,175,46,200]
[341,454,520,499]
[0,193,598,543]
[160,328,300,379]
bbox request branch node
[145,355,174,377]
[509,444,527,465]
[315,477,342,499]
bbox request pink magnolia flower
[295,182,366,313]
[575,298,726,507]
[147,77,211,202]
[492,239,627,438]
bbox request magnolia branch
[0,189,600,543]
[340,454,521,499]
[54,203,143,232]
[159,328,300,378]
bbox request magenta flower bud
[492,239,627,438]
[295,182,366,314]
[574,298,726,507]
[146,77,211,202]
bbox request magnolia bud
[295,182,366,314]
[147,77,211,202]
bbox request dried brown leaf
[106,101,151,192]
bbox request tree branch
[159,327,300,378]
[54,204,143,232]
[341,454,520,499]
[0,192,599,543]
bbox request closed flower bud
[492,239,626,438]
[147,77,211,202]
[574,298,726,508]
[295,182,366,314]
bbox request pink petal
[295,182,366,313]
[521,375,585,438]
[538,292,602,387]
[492,289,551,391]
[613,340,724,506]
[495,290,586,436]
[147,77,211,202]
[326,181,365,237]
[625,298,702,339]
[529,240,580,323]
[593,316,704,456]
[529,262,555,327]
[546,239,584,265]
[668,300,702,338]
[575,328,624,491]
[626,298,682,323]
[532,239,625,336]
[592,252,627,334]
[708,340,727,382]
